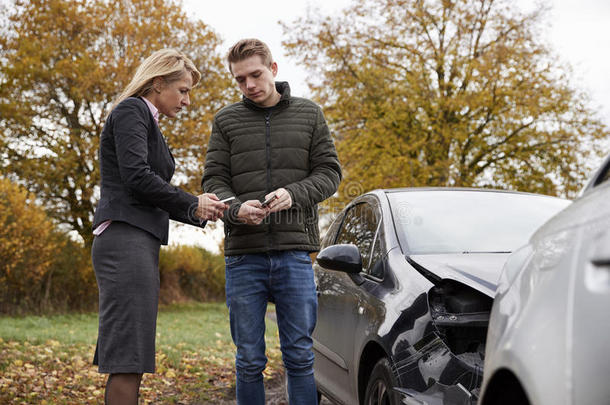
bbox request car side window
[320,212,344,249]
[335,202,379,272]
[368,233,385,279]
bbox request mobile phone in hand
[261,194,277,208]
[221,196,235,204]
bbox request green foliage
[282,0,609,201]
[159,245,226,303]
[0,302,233,346]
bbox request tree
[282,0,609,203]
[0,0,237,247]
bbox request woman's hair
[111,48,201,112]
[227,38,273,73]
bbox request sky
[181,0,610,123]
[172,0,610,252]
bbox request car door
[571,161,610,405]
[313,198,381,404]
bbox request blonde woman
[91,49,227,404]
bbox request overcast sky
[172,0,610,252]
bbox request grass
[0,302,283,404]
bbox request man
[202,38,342,404]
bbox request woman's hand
[196,193,229,221]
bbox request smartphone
[220,196,236,204]
[261,194,277,208]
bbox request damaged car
[312,188,570,405]
[479,154,610,405]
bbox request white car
[479,154,610,405]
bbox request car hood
[407,253,509,298]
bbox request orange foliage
[0,0,238,248]
[0,177,65,310]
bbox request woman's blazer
[93,97,204,244]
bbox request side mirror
[316,244,363,274]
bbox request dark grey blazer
[93,97,203,244]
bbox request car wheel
[364,358,400,405]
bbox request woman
[91,49,227,404]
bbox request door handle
[591,257,610,267]
[590,230,610,267]
[591,257,610,268]
[586,230,610,293]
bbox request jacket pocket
[305,206,319,244]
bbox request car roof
[368,187,568,200]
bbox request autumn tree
[283,0,608,203]
[0,0,237,247]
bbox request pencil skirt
[91,221,161,374]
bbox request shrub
[159,245,225,304]
[0,176,225,313]
[44,237,97,313]
[0,177,97,314]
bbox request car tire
[364,357,400,405]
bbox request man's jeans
[225,250,318,405]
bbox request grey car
[311,188,570,405]
[479,155,610,405]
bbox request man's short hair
[227,38,273,73]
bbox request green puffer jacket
[202,82,342,255]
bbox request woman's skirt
[91,221,161,374]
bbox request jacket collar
[243,81,291,111]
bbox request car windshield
[387,190,570,255]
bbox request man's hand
[237,200,268,225]
[196,193,228,221]
[265,188,292,213]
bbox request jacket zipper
[264,111,272,190]
[265,111,273,248]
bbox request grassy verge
[0,302,283,404]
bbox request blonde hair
[111,48,201,112]
[227,38,273,73]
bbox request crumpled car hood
[408,253,509,298]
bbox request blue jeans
[225,250,318,405]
